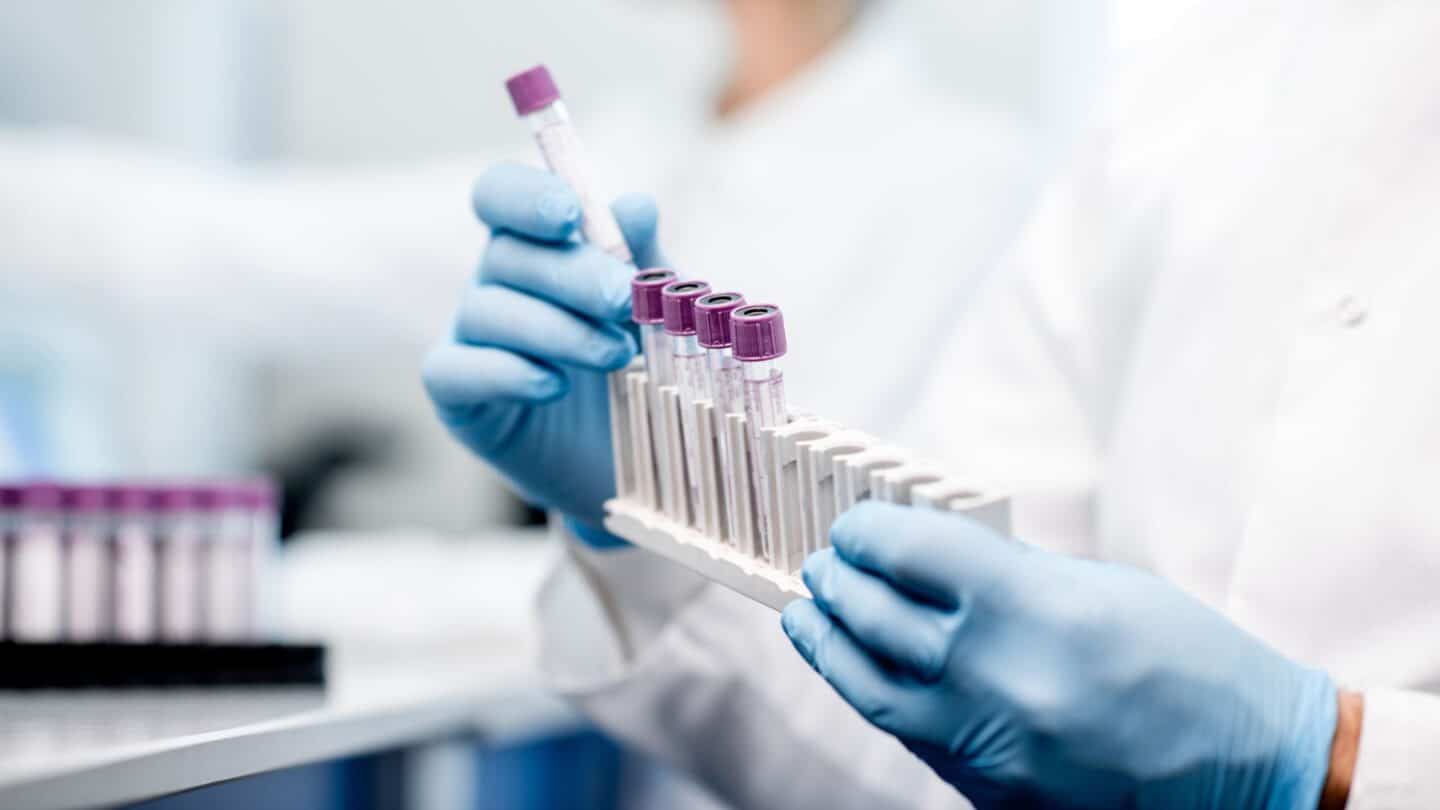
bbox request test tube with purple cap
[11,483,65,641]
[695,292,748,544]
[110,485,158,642]
[732,305,788,563]
[662,280,713,529]
[506,65,633,264]
[63,485,111,641]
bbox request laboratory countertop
[0,644,581,810]
[0,527,577,810]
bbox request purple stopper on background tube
[107,485,153,513]
[631,269,677,324]
[154,486,200,513]
[695,292,747,348]
[63,485,109,512]
[0,483,20,508]
[662,281,712,336]
[505,65,561,116]
[19,482,65,511]
[731,304,788,361]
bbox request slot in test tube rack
[602,366,1011,612]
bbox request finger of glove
[612,193,663,268]
[456,284,636,371]
[803,549,954,682]
[472,162,581,243]
[830,501,1022,610]
[421,341,565,420]
[482,233,633,323]
[782,600,932,740]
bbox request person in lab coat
[427,2,1440,809]
[421,2,1098,809]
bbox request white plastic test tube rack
[602,360,1011,611]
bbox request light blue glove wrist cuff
[1271,671,1339,810]
[563,515,630,550]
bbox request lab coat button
[1333,295,1367,328]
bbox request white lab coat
[541,3,1440,809]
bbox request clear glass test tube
[732,305,789,564]
[111,485,158,642]
[695,292,748,545]
[156,487,205,642]
[0,484,17,639]
[632,270,678,386]
[63,485,111,642]
[662,281,714,530]
[204,484,256,641]
[242,478,280,636]
[11,483,66,641]
[507,65,633,264]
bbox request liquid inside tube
[527,103,633,264]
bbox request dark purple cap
[505,65,561,116]
[20,482,65,511]
[731,304,788,361]
[695,292,747,348]
[153,486,200,513]
[235,478,280,510]
[107,485,154,513]
[192,486,222,511]
[661,281,712,336]
[631,269,677,325]
[0,483,20,508]
[63,484,109,512]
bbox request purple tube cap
[695,292,747,348]
[153,486,201,512]
[63,484,109,512]
[107,485,154,513]
[731,304,787,361]
[631,269,678,325]
[505,65,561,116]
[0,483,21,508]
[662,280,712,336]
[19,482,65,511]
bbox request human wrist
[1318,690,1363,810]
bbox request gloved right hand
[422,162,662,545]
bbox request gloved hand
[782,501,1338,810]
[422,162,662,546]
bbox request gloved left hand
[782,501,1338,810]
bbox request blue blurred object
[124,730,625,810]
[422,162,662,544]
[783,501,1338,810]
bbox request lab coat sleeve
[537,526,973,810]
[1346,689,1440,809]
[0,127,484,355]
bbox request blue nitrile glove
[782,501,1338,810]
[422,162,663,547]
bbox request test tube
[732,306,788,564]
[632,270,678,386]
[63,485,111,641]
[506,65,633,264]
[662,280,714,529]
[0,484,18,639]
[11,482,65,641]
[110,485,158,642]
[203,484,256,641]
[695,292,747,544]
[242,478,280,635]
[156,487,205,642]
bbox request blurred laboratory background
[0,1,1102,807]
